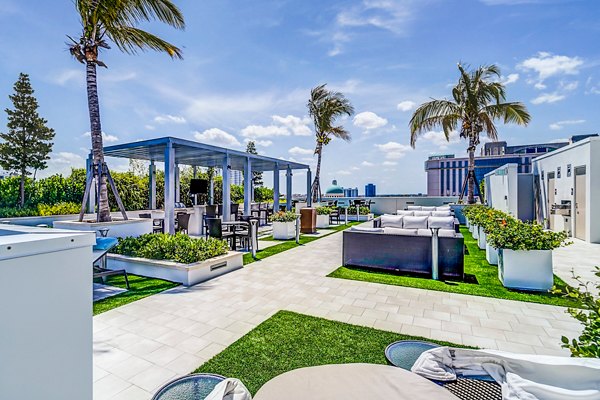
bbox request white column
[149,161,156,210]
[164,142,176,234]
[273,164,280,211]
[244,157,252,217]
[306,169,312,207]
[286,166,292,211]
[222,155,231,222]
[175,164,180,203]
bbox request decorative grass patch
[244,222,360,265]
[194,310,468,395]
[93,274,178,315]
[328,227,581,308]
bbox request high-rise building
[230,169,243,186]
[425,140,569,197]
[365,183,376,197]
[344,187,358,197]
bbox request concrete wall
[485,164,534,221]
[533,137,600,243]
[365,196,457,215]
[517,174,535,222]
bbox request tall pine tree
[245,141,263,186]
[0,73,55,207]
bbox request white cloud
[272,115,312,136]
[375,141,412,159]
[531,92,565,104]
[53,69,83,86]
[518,52,583,82]
[240,124,289,138]
[501,73,519,85]
[244,139,273,147]
[353,111,388,130]
[154,114,187,124]
[83,131,119,143]
[420,130,460,149]
[194,128,241,147]
[289,146,314,155]
[560,80,579,92]
[361,161,375,167]
[397,100,416,112]
[51,152,84,165]
[145,125,156,131]
[549,119,585,130]
[382,161,398,166]
[480,0,544,4]
[533,82,547,90]
[44,151,86,177]
[337,1,415,34]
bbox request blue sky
[0,0,599,194]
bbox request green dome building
[324,179,344,198]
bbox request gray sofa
[342,215,464,281]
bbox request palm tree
[307,84,354,202]
[410,64,531,204]
[69,0,185,222]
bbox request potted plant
[316,206,332,228]
[270,211,298,240]
[487,221,569,291]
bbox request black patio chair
[203,205,218,233]
[231,203,240,220]
[205,217,236,249]
[177,212,191,234]
[329,207,341,225]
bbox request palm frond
[484,102,531,126]
[104,25,182,58]
[409,99,461,146]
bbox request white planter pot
[466,219,471,229]
[472,225,479,239]
[478,230,487,250]
[107,251,243,287]
[498,248,553,291]
[486,242,498,265]
[54,218,152,238]
[272,221,296,240]
[316,215,330,229]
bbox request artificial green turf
[328,226,581,308]
[93,274,179,315]
[194,310,469,395]
[243,222,360,265]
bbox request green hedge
[111,233,229,264]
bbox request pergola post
[164,141,176,234]
[273,164,280,211]
[175,164,180,203]
[244,157,252,217]
[209,176,214,205]
[286,166,292,211]
[222,154,231,221]
[306,169,312,207]
[149,160,156,210]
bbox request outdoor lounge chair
[93,237,130,290]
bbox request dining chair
[205,217,236,249]
[176,212,191,234]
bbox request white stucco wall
[485,164,519,217]
[533,137,600,243]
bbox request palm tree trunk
[19,171,25,208]
[311,142,323,202]
[85,61,111,222]
[467,136,476,204]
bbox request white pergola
[102,137,312,234]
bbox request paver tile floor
[93,228,582,399]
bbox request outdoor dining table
[253,363,460,400]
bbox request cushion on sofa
[414,211,433,217]
[432,210,452,217]
[383,227,418,236]
[350,226,384,233]
[438,229,457,237]
[380,215,404,228]
[421,206,436,211]
[406,206,422,211]
[428,216,455,230]
[396,210,414,216]
[417,229,433,237]
[402,216,429,229]
[436,206,451,211]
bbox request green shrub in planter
[486,220,569,251]
[553,267,600,358]
[270,211,297,223]
[316,206,332,215]
[37,202,81,216]
[347,205,370,215]
[111,233,229,264]
[0,207,38,218]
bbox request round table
[385,340,440,370]
[151,373,225,400]
[253,363,460,400]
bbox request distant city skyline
[1,1,599,194]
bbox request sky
[0,0,599,194]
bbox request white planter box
[107,251,243,287]
[54,218,152,238]
[316,214,330,229]
[498,248,554,291]
[347,214,370,222]
[466,219,471,229]
[472,225,479,239]
[486,242,498,265]
[478,229,487,250]
[272,221,296,240]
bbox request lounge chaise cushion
[436,206,451,211]
[351,226,384,233]
[432,210,452,217]
[380,215,404,228]
[383,227,418,236]
[428,216,455,230]
[396,210,414,216]
[403,216,429,229]
[407,206,422,211]
[414,211,433,217]
[421,206,436,211]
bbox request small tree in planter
[270,211,298,240]
[487,221,569,291]
[316,206,332,228]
